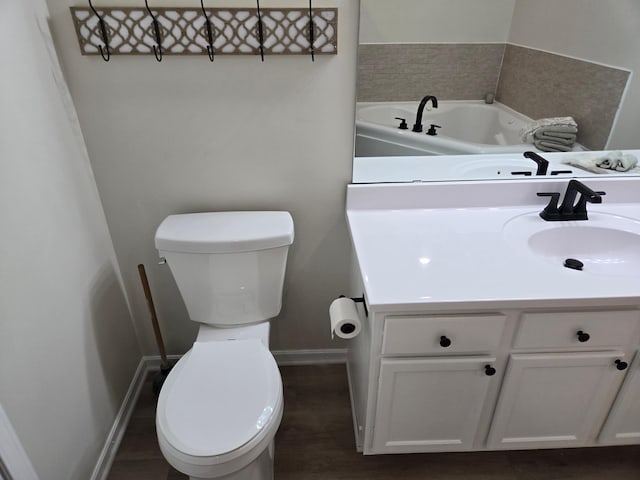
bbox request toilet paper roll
[329,297,362,339]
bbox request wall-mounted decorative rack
[70,3,337,61]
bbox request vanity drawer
[382,314,506,355]
[513,310,640,350]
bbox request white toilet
[154,211,294,480]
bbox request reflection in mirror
[354,0,640,182]
[352,150,640,183]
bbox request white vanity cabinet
[599,353,640,444]
[348,307,640,455]
[488,310,637,449]
[372,356,497,452]
[345,177,640,455]
[369,314,506,453]
[487,351,628,449]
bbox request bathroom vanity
[345,176,640,454]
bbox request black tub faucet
[412,95,438,133]
[537,180,606,221]
[524,151,549,176]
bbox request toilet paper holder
[339,294,368,317]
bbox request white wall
[508,0,640,148]
[45,0,360,354]
[359,0,516,43]
[0,1,141,479]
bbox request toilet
[154,211,294,480]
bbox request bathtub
[356,101,544,156]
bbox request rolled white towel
[563,157,608,174]
[563,152,640,174]
[595,151,638,172]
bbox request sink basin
[503,212,640,276]
[453,159,535,178]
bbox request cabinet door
[599,353,640,444]
[372,356,496,453]
[487,352,627,450]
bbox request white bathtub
[356,101,544,156]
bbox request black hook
[200,0,214,61]
[88,0,110,61]
[256,0,265,62]
[308,0,315,61]
[144,0,163,62]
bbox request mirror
[354,0,639,183]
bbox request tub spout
[412,95,438,133]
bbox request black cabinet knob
[577,330,590,342]
[439,335,452,348]
[484,365,497,376]
[615,359,628,371]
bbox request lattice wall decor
[70,7,338,58]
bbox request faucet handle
[426,124,441,136]
[574,190,606,216]
[537,192,560,203]
[394,117,408,130]
[537,192,561,220]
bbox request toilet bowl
[154,212,294,480]
[156,329,283,479]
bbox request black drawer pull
[439,335,452,348]
[577,330,590,342]
[484,365,497,376]
[615,359,628,371]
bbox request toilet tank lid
[155,211,294,254]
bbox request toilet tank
[155,212,294,327]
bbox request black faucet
[537,180,606,221]
[412,96,438,133]
[524,151,549,176]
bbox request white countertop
[347,177,640,312]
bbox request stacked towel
[520,117,578,152]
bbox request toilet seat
[156,338,283,477]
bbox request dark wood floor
[107,364,640,480]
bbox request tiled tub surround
[357,43,630,150]
[497,45,630,151]
[357,43,505,102]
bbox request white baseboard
[139,350,347,368]
[144,354,182,370]
[272,348,347,366]
[92,349,346,479]
[90,358,151,480]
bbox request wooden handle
[138,264,169,368]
